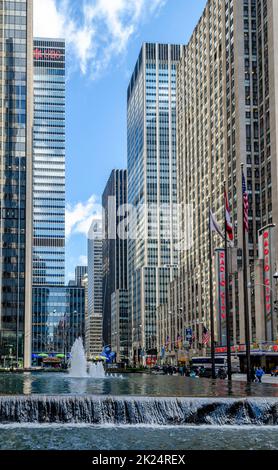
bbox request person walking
[255,366,264,383]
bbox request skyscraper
[31,38,66,359]
[86,220,103,358]
[32,38,65,286]
[127,43,182,363]
[102,169,127,347]
[0,0,33,368]
[159,0,278,360]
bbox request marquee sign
[215,248,227,346]
[259,227,275,341]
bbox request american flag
[202,327,210,345]
[242,170,249,232]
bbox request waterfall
[0,396,277,425]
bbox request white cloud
[78,255,88,266]
[34,0,166,78]
[33,0,65,38]
[65,194,102,239]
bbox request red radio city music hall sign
[263,230,272,316]
[33,48,62,61]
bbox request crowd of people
[154,364,266,382]
[156,364,227,379]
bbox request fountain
[88,361,106,379]
[69,337,107,378]
[69,338,88,378]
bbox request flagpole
[241,163,251,383]
[224,182,232,381]
[208,203,216,379]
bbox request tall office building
[32,38,65,285]
[0,0,33,368]
[127,43,182,363]
[31,38,66,359]
[86,220,103,358]
[158,0,278,361]
[102,169,127,348]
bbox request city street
[233,374,278,384]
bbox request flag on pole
[225,190,234,241]
[242,170,249,232]
[202,327,210,345]
[210,209,224,239]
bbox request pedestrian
[182,365,187,376]
[179,366,183,376]
[167,365,173,375]
[255,366,264,383]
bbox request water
[69,338,88,378]
[69,338,106,379]
[0,395,277,425]
[1,372,278,450]
[0,424,277,450]
[0,372,277,397]
[88,362,106,379]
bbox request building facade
[32,38,65,286]
[111,289,129,362]
[127,43,182,363]
[0,0,33,368]
[102,169,127,348]
[32,284,85,357]
[32,285,67,355]
[75,265,87,287]
[31,38,66,361]
[86,220,103,358]
[66,284,85,348]
[158,0,278,362]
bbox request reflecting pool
[1,372,278,397]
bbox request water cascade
[0,396,277,425]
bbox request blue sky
[34,0,207,281]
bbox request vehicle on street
[191,356,240,374]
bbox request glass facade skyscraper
[31,38,66,357]
[127,43,181,362]
[0,0,33,368]
[102,169,127,346]
[33,38,65,286]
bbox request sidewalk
[232,373,278,384]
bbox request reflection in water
[0,372,278,397]
[22,373,32,395]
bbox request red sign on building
[34,48,62,61]
[216,249,227,346]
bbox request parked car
[270,367,278,377]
